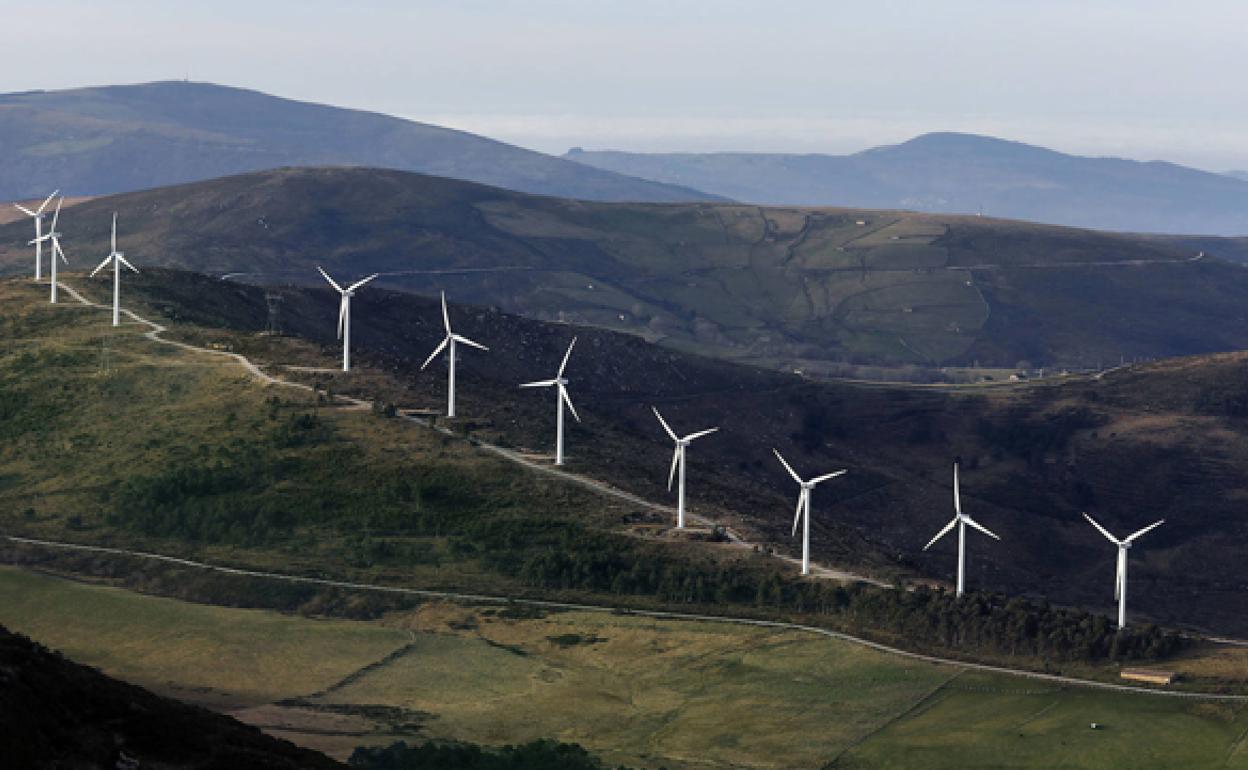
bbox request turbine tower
[421,291,488,418]
[13,190,58,280]
[317,267,378,372]
[773,449,846,576]
[90,214,138,326]
[924,462,1000,597]
[520,337,580,465]
[29,197,68,304]
[1083,513,1164,629]
[652,407,718,529]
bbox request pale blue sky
[3,0,1245,169]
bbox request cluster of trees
[502,528,1185,663]
[349,739,638,770]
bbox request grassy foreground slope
[0,568,1245,770]
[3,166,1248,371]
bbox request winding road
[11,278,1245,702]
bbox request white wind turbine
[520,337,579,465]
[90,214,138,326]
[29,197,68,304]
[421,291,488,418]
[1083,513,1164,629]
[653,408,718,529]
[924,462,1000,597]
[774,449,846,576]
[13,190,58,280]
[317,266,378,372]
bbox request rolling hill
[0,81,718,204]
[9,268,1247,637]
[565,133,1248,235]
[3,166,1248,374]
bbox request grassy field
[1,566,1246,769]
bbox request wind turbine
[1083,513,1164,629]
[29,197,68,304]
[317,267,378,372]
[421,291,488,418]
[653,408,718,529]
[13,190,58,280]
[924,462,1000,597]
[90,214,138,326]
[773,449,846,576]
[520,337,579,465]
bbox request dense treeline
[348,740,636,770]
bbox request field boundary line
[5,534,1246,702]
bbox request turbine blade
[111,212,118,254]
[337,297,347,339]
[317,266,343,293]
[1083,513,1121,545]
[36,190,57,214]
[441,291,451,334]
[792,490,805,537]
[964,516,1001,541]
[520,379,556,388]
[683,427,719,442]
[118,254,139,273]
[652,407,678,441]
[557,337,577,378]
[346,273,379,292]
[560,385,581,423]
[14,204,35,217]
[924,516,959,551]
[89,255,112,277]
[50,196,62,230]
[811,469,847,484]
[773,449,802,484]
[451,333,488,351]
[55,239,68,264]
[421,336,449,370]
[1125,519,1165,544]
[667,445,680,491]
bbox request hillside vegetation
[566,132,1248,235]
[2,167,1247,374]
[0,81,717,204]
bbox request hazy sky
[3,0,1246,169]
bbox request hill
[565,133,1248,235]
[7,269,1248,638]
[0,81,718,203]
[3,166,1248,373]
[0,624,345,769]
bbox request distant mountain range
[6,166,1248,372]
[565,134,1248,235]
[0,81,718,204]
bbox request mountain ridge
[0,80,721,204]
[565,132,1248,235]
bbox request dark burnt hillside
[115,269,1248,636]
[0,625,345,770]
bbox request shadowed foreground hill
[0,625,345,770]
[3,166,1248,373]
[0,81,718,204]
